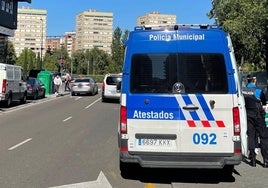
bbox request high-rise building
[64,31,76,58]
[75,9,113,54]
[10,7,46,60]
[137,11,176,26]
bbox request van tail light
[120,106,127,134]
[2,79,7,93]
[233,107,242,154]
[233,107,241,136]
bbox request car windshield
[130,53,228,94]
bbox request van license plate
[137,139,172,147]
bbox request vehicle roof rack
[134,24,220,31]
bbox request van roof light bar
[134,24,220,31]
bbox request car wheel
[42,90,46,98]
[71,92,75,96]
[33,92,38,100]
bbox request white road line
[75,97,82,100]
[63,116,72,122]
[85,98,101,109]
[8,138,32,151]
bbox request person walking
[243,74,268,168]
[53,74,62,95]
[64,72,71,91]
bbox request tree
[6,41,17,65]
[208,0,268,71]
[110,27,129,73]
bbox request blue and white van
[118,24,248,174]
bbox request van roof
[126,24,229,54]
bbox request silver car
[70,77,98,96]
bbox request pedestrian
[64,72,71,91]
[242,74,268,168]
[53,74,62,95]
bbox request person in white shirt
[53,74,62,95]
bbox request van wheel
[222,165,234,176]
[120,161,137,178]
[20,93,27,104]
[5,95,12,107]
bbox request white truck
[0,63,27,107]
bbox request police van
[118,24,248,175]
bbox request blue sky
[19,0,215,36]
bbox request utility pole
[40,18,44,70]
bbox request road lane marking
[85,98,101,109]
[48,171,112,188]
[63,116,72,122]
[8,138,32,151]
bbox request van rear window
[130,53,228,94]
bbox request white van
[0,63,27,107]
[118,24,248,175]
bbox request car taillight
[233,107,240,136]
[2,79,7,93]
[120,106,127,134]
[28,85,33,91]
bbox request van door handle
[182,104,199,111]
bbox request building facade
[137,11,176,26]
[10,7,46,60]
[64,31,76,57]
[0,0,31,64]
[75,9,113,54]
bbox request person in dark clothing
[243,74,268,168]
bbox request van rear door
[126,52,239,156]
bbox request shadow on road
[121,164,235,184]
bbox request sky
[19,0,215,36]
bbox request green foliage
[7,27,129,77]
[209,0,268,71]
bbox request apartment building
[64,31,76,57]
[10,7,46,59]
[0,0,31,64]
[137,11,176,26]
[76,9,113,54]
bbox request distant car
[26,77,46,100]
[70,77,98,96]
[102,73,122,102]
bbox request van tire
[20,93,27,104]
[5,95,12,107]
[222,165,234,176]
[120,161,137,178]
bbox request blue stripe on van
[196,94,215,121]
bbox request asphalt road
[0,93,267,188]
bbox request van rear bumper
[120,151,242,169]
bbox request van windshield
[130,53,228,94]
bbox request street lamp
[40,18,44,70]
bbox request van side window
[130,53,228,94]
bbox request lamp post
[40,18,44,70]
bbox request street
[0,93,267,188]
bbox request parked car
[102,73,122,102]
[26,77,46,100]
[70,77,98,96]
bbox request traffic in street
[0,92,267,188]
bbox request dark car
[70,77,98,96]
[26,77,46,100]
